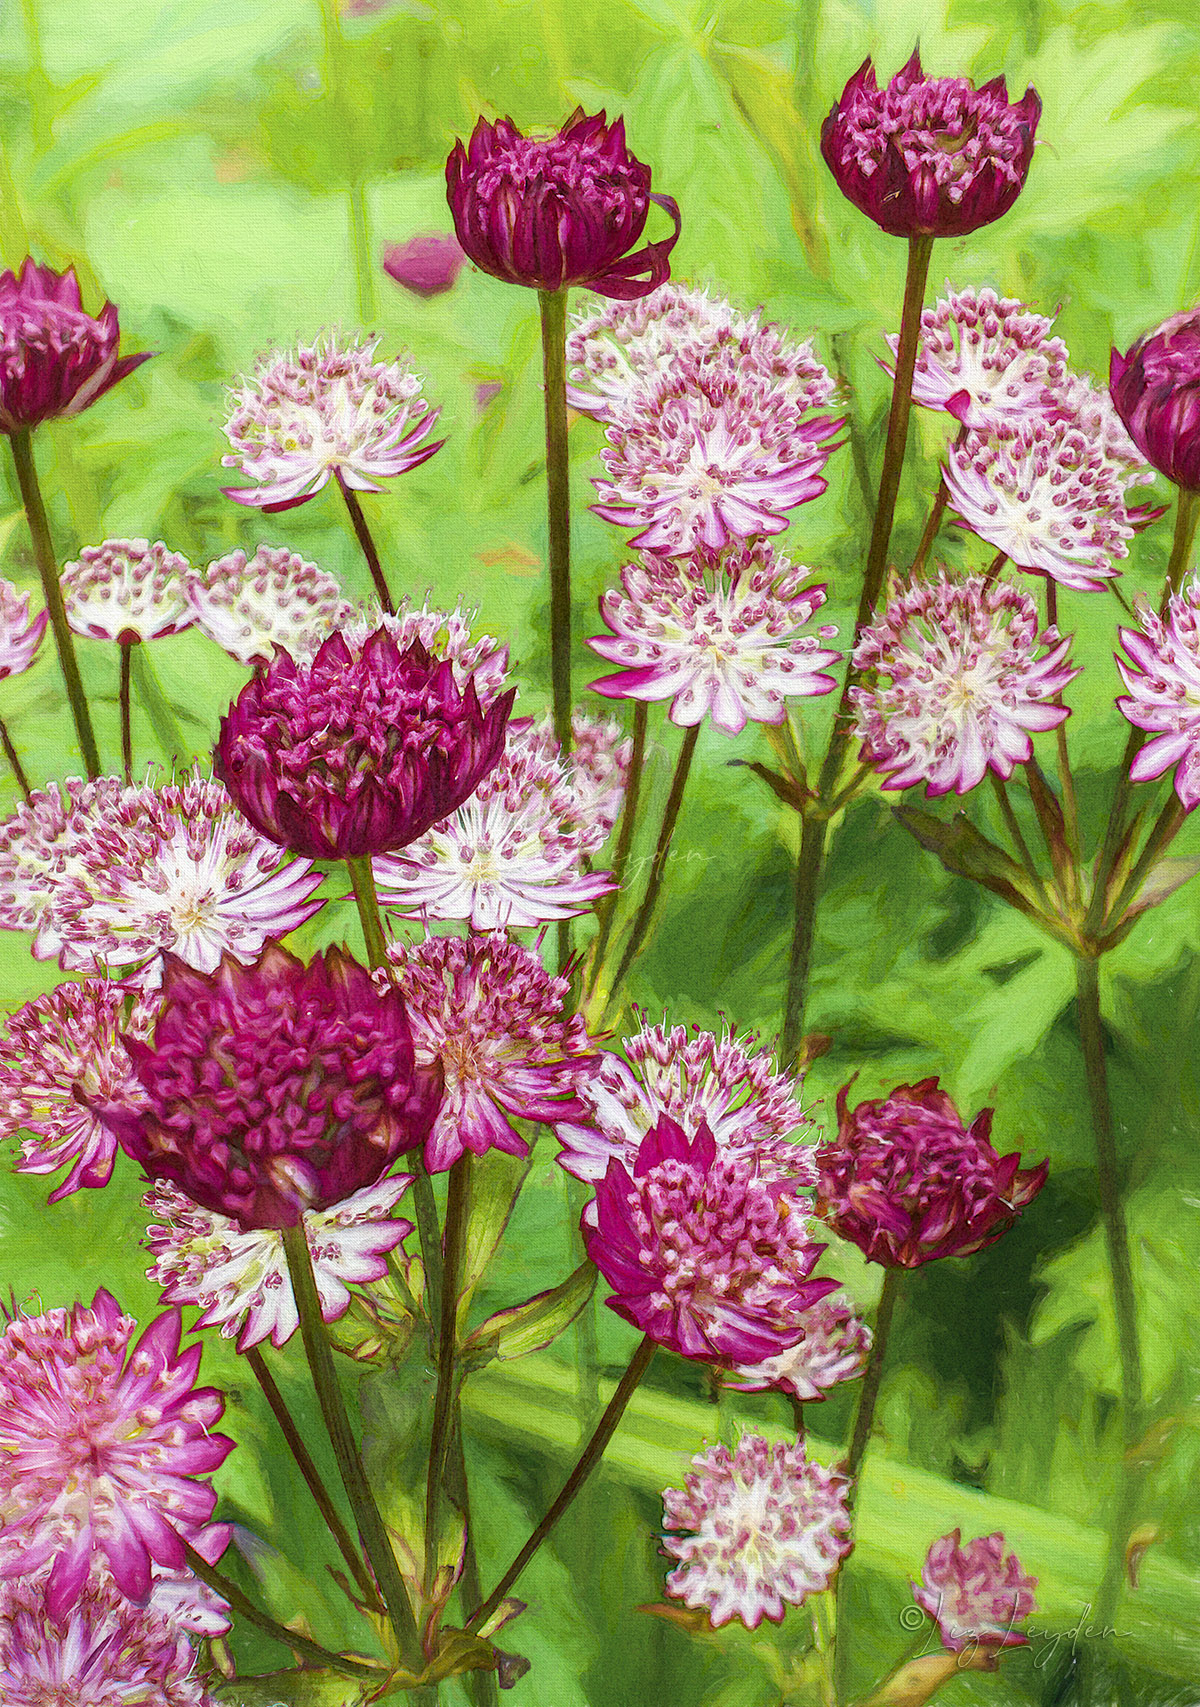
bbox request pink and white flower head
[332,595,511,702]
[1045,369,1155,492]
[565,708,633,839]
[0,979,155,1201]
[726,1291,872,1403]
[0,776,126,951]
[943,417,1134,591]
[584,1114,835,1364]
[1117,578,1200,808]
[61,540,191,645]
[384,931,597,1172]
[660,1435,851,1629]
[0,1290,233,1617]
[185,545,355,667]
[221,333,443,512]
[0,576,47,679]
[589,543,841,736]
[591,359,844,554]
[567,282,839,426]
[374,715,617,928]
[556,1015,816,1189]
[144,1175,413,1351]
[851,571,1077,796]
[892,286,1068,431]
[913,1530,1038,1652]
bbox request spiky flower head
[585,1114,835,1363]
[383,231,466,298]
[61,540,191,645]
[329,595,511,702]
[445,109,680,299]
[0,979,155,1201]
[0,576,47,680]
[145,1175,412,1351]
[913,1530,1038,1652]
[216,629,514,862]
[0,1290,232,1618]
[1117,578,1200,808]
[726,1292,871,1402]
[0,260,151,433]
[99,942,443,1231]
[1110,308,1200,491]
[185,545,356,667]
[660,1435,852,1629]
[384,931,597,1172]
[589,543,840,736]
[893,286,1068,431]
[221,333,443,512]
[850,571,1076,796]
[821,51,1040,239]
[816,1077,1047,1268]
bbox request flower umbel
[1117,578,1200,808]
[0,260,151,432]
[726,1291,872,1403]
[185,545,356,667]
[895,286,1068,431]
[913,1530,1038,1652]
[61,540,191,645]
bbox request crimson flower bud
[383,232,466,298]
[0,259,151,432]
[1110,309,1200,491]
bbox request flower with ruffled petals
[61,540,191,645]
[893,286,1067,431]
[446,109,680,300]
[385,932,597,1172]
[330,596,511,701]
[816,1078,1047,1268]
[0,260,151,433]
[821,52,1040,239]
[726,1292,871,1402]
[374,714,616,928]
[589,543,840,735]
[850,571,1076,796]
[556,1016,816,1189]
[100,942,442,1231]
[216,629,513,862]
[944,416,1133,590]
[913,1530,1038,1652]
[185,545,356,667]
[0,979,155,1201]
[0,1290,232,1617]
[1110,309,1200,491]
[660,1435,851,1628]
[1117,578,1200,808]
[222,333,443,512]
[383,232,466,298]
[0,576,47,679]
[145,1175,412,1351]
[585,1114,835,1363]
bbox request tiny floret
[1117,577,1200,809]
[913,1530,1038,1652]
[61,540,191,645]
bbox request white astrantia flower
[890,284,1068,431]
[185,544,356,666]
[726,1292,872,1401]
[61,539,192,644]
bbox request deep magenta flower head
[0,260,151,433]
[1117,579,1200,809]
[215,628,514,862]
[99,942,443,1231]
[383,232,466,298]
[584,1113,835,1364]
[0,1290,232,1618]
[816,1078,1046,1268]
[821,52,1040,240]
[913,1530,1038,1652]
[1110,309,1200,491]
[0,576,47,679]
[446,109,680,300]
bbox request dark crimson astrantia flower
[820,51,1040,240]
[446,109,680,300]
[99,942,443,1231]
[0,260,151,433]
[816,1078,1046,1268]
[215,628,514,862]
[1110,309,1200,491]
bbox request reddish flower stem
[337,472,395,615]
[0,712,31,800]
[119,640,133,785]
[586,699,647,999]
[424,1155,469,1594]
[605,721,699,1005]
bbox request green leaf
[461,1261,598,1368]
[894,805,1065,937]
[211,1669,369,1705]
[456,1148,533,1330]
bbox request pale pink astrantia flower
[222,333,443,512]
[851,572,1077,796]
[184,544,356,667]
[0,1291,233,1618]
[589,542,840,736]
[660,1435,851,1628]
[61,540,191,645]
[1117,579,1200,809]
[385,931,597,1172]
[0,577,47,679]
[913,1530,1038,1652]
[144,1175,413,1351]
[889,285,1068,431]
[1044,369,1155,493]
[0,978,155,1201]
[726,1291,872,1402]
[555,1016,817,1190]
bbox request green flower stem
[245,1344,384,1613]
[538,287,573,756]
[338,474,394,614]
[282,1221,424,1670]
[586,700,647,998]
[9,428,100,778]
[0,713,31,800]
[129,645,188,768]
[465,1334,657,1632]
[1044,582,1080,871]
[119,641,133,784]
[991,774,1044,895]
[317,0,375,327]
[605,722,699,1005]
[446,1404,499,1707]
[780,810,828,1071]
[425,1156,469,1594]
[909,475,949,579]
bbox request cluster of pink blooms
[1117,577,1200,809]
[913,1530,1039,1652]
[61,539,191,644]
[727,1290,871,1403]
[184,544,357,666]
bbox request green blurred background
[2,0,1200,1700]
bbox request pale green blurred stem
[538,287,573,756]
[317,0,376,325]
[118,642,133,784]
[19,0,52,154]
[586,700,647,998]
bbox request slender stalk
[991,774,1042,893]
[1104,794,1187,932]
[538,288,573,755]
[425,1157,469,1593]
[780,811,828,1071]
[19,0,53,155]
[346,853,390,966]
[0,713,31,800]
[245,1345,383,1613]
[909,476,948,578]
[338,475,394,614]
[983,549,1008,585]
[844,1268,899,1488]
[1044,582,1079,868]
[466,1334,657,1630]
[9,429,100,778]
[129,645,188,768]
[586,701,647,996]
[317,0,376,326]
[606,723,699,1001]
[118,642,133,784]
[347,184,376,326]
[447,1405,499,1707]
[282,1222,424,1668]
[811,1589,837,1707]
